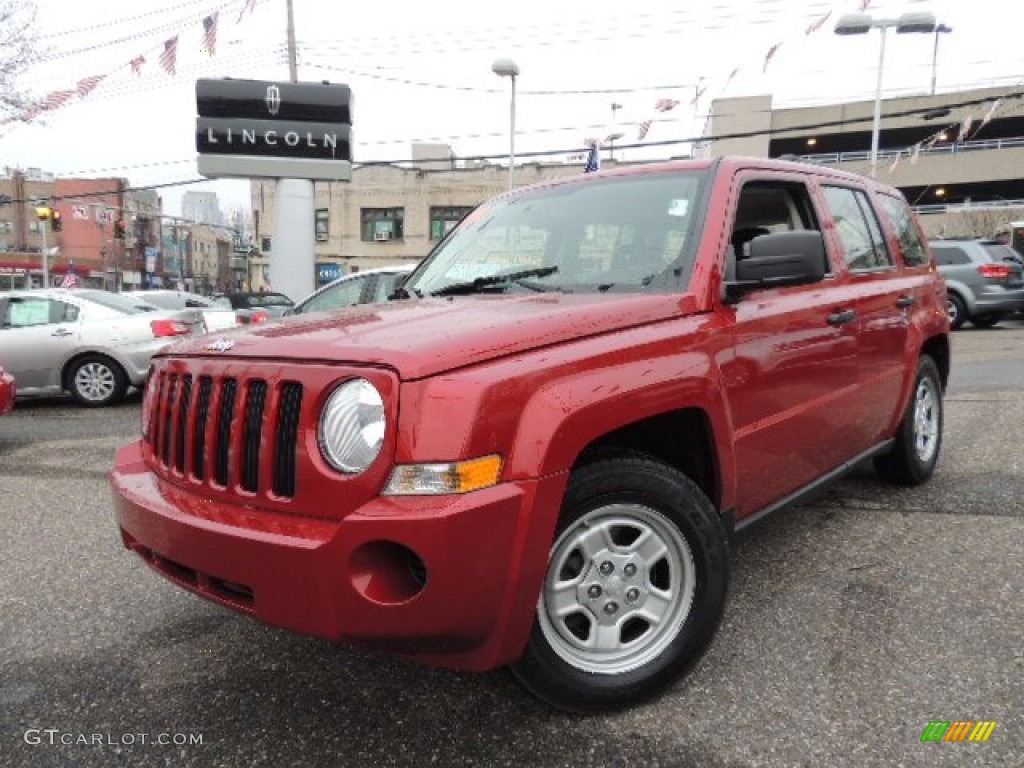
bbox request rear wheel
[510,454,728,713]
[68,355,127,407]
[874,356,943,485]
[947,294,966,330]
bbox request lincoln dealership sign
[195,79,353,181]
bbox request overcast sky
[3,0,1022,217]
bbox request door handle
[895,295,916,308]
[51,329,73,337]
[827,309,857,326]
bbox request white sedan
[0,289,203,406]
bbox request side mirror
[725,231,827,302]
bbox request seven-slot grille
[147,369,303,498]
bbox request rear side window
[822,186,892,270]
[930,246,971,266]
[877,194,928,266]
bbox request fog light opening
[350,541,428,605]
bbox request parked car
[112,157,949,712]
[0,288,203,406]
[0,365,14,415]
[287,265,415,316]
[929,238,1024,329]
[125,290,269,331]
[210,291,294,318]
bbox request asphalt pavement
[1,320,1021,767]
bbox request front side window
[822,186,892,271]
[429,206,475,240]
[361,208,405,242]
[877,194,928,266]
[405,171,707,297]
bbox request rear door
[819,185,912,446]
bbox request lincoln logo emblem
[265,85,281,116]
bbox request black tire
[67,355,128,407]
[510,453,729,713]
[947,294,966,330]
[873,356,943,486]
[970,313,1002,329]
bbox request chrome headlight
[318,378,386,474]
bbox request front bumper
[111,441,554,670]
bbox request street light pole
[930,24,952,95]
[492,58,520,192]
[835,11,937,178]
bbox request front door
[0,296,81,391]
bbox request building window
[429,206,474,240]
[261,237,271,252]
[315,208,329,242]
[361,208,404,242]
[0,221,13,234]
[29,221,41,234]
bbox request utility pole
[286,0,298,83]
[270,0,317,302]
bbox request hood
[165,292,699,380]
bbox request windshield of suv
[404,170,708,297]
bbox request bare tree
[0,0,39,121]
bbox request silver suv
[929,239,1024,329]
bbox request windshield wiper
[429,266,559,296]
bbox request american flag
[159,36,178,75]
[637,119,653,140]
[130,55,146,75]
[763,42,782,73]
[61,264,78,289]
[202,13,219,56]
[654,98,680,113]
[584,143,600,173]
[77,75,105,97]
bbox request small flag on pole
[61,264,78,289]
[130,55,146,75]
[637,119,653,140]
[584,143,600,173]
[202,13,219,56]
[957,115,973,142]
[654,98,680,113]
[980,99,1001,127]
[159,36,179,75]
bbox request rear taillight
[978,263,1012,280]
[236,310,269,325]
[150,318,192,337]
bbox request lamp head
[491,59,520,78]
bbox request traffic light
[51,210,62,231]
[35,205,53,221]
[114,219,126,239]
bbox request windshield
[404,170,708,297]
[245,293,294,308]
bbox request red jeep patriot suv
[111,157,949,712]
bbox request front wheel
[873,356,943,485]
[68,355,127,407]
[510,454,728,713]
